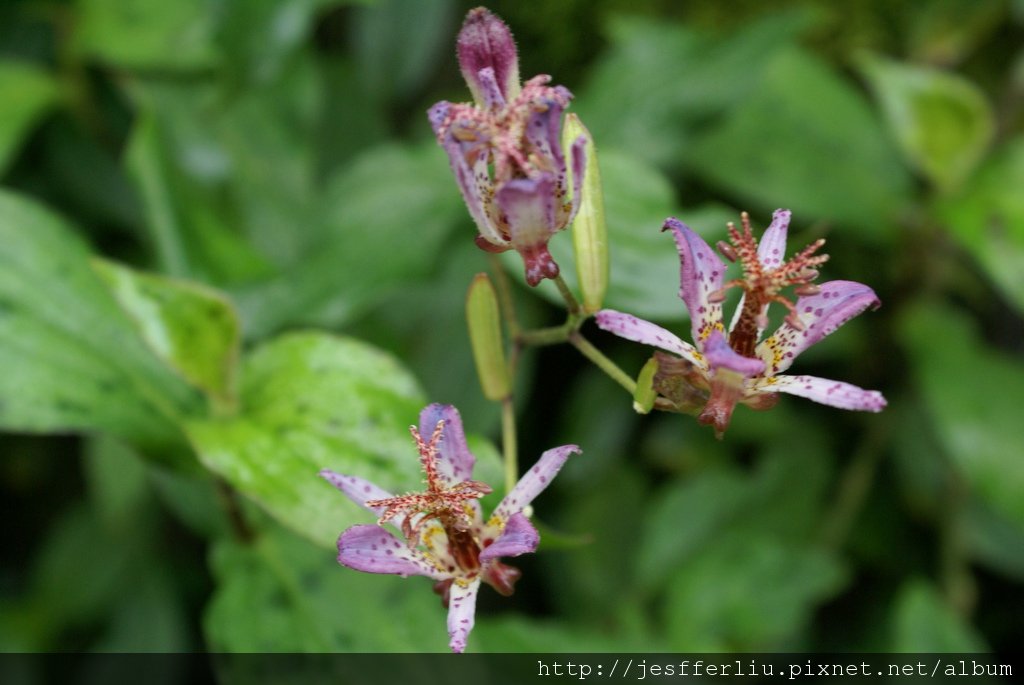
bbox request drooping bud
[562,113,608,314]
[457,7,521,108]
[632,356,659,414]
[466,273,511,400]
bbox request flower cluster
[321,403,578,653]
[597,210,886,437]
[429,7,586,286]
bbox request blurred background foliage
[0,0,1022,661]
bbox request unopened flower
[320,403,579,653]
[428,7,586,286]
[596,210,886,437]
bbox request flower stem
[818,422,887,550]
[487,253,521,338]
[501,396,518,495]
[568,331,637,394]
[553,274,581,315]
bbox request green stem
[940,471,975,617]
[818,422,887,550]
[501,396,518,495]
[569,331,636,394]
[553,274,581,315]
[487,253,521,338]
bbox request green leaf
[233,142,463,337]
[936,136,1024,312]
[637,445,834,593]
[538,149,735,321]
[204,524,447,652]
[0,60,57,174]
[0,190,200,453]
[92,259,241,412]
[890,580,987,651]
[185,332,426,549]
[577,12,808,169]
[664,534,847,650]
[898,302,1024,528]
[124,89,284,282]
[351,0,454,104]
[75,0,219,71]
[860,55,995,191]
[690,47,911,232]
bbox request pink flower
[320,403,579,653]
[597,210,886,437]
[428,8,586,286]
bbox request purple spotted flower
[596,210,886,437]
[428,7,587,286]
[320,403,579,653]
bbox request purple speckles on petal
[595,309,704,368]
[493,445,579,524]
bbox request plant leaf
[0,190,200,454]
[92,259,241,412]
[0,60,57,174]
[860,54,994,191]
[185,332,427,549]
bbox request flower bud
[562,113,608,314]
[466,273,510,401]
[457,7,521,108]
[632,356,659,414]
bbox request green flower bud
[466,273,510,401]
[562,113,608,314]
[632,356,659,414]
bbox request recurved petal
[431,108,506,248]
[418,403,476,486]
[337,524,444,579]
[446,579,481,653]
[703,329,765,377]
[756,280,881,375]
[457,7,520,107]
[491,445,580,525]
[320,469,396,516]
[662,218,727,349]
[595,309,706,370]
[524,84,569,172]
[752,374,887,412]
[566,134,587,226]
[480,512,539,562]
[496,174,560,286]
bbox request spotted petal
[496,174,560,286]
[663,218,727,349]
[491,445,580,525]
[752,374,887,412]
[336,524,444,579]
[703,329,765,377]
[595,309,705,369]
[430,103,505,248]
[565,134,587,226]
[729,208,792,337]
[758,209,791,269]
[446,579,480,653]
[319,469,405,524]
[480,512,539,562]
[523,81,570,173]
[418,403,475,486]
[756,280,880,375]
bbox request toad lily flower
[320,403,579,653]
[428,7,586,286]
[596,210,886,437]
